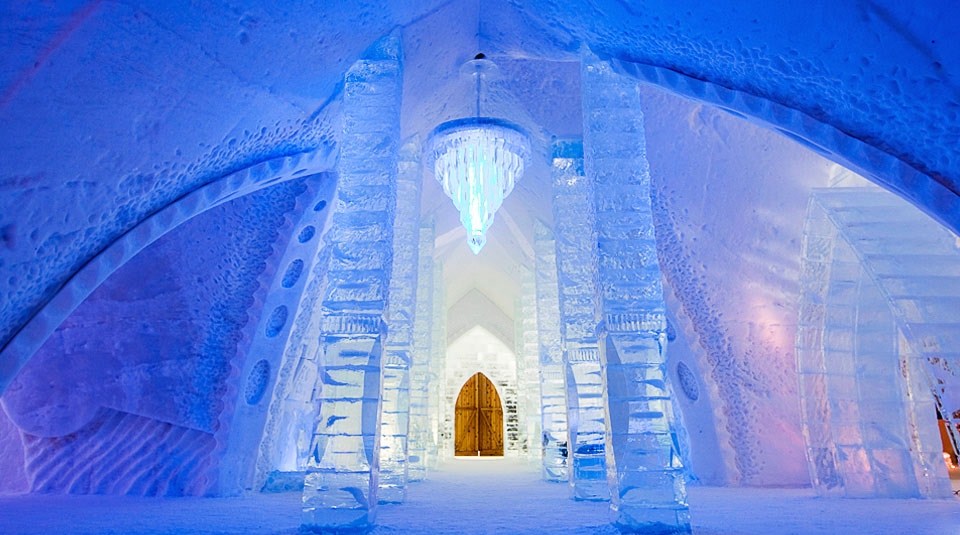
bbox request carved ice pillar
[378,139,421,503]
[551,139,610,501]
[517,269,543,459]
[535,221,569,481]
[408,220,435,481]
[582,57,691,533]
[428,259,446,463]
[301,38,402,532]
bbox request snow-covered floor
[0,457,957,534]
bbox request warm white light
[427,117,529,254]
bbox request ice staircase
[799,187,959,498]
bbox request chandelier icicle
[426,56,530,254]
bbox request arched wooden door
[455,372,504,456]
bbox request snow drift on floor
[0,457,957,534]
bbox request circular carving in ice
[245,359,270,405]
[676,361,700,401]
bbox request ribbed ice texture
[429,120,529,254]
[378,139,422,504]
[535,221,569,482]
[551,140,609,501]
[582,56,690,533]
[22,408,215,496]
[301,40,401,532]
[518,269,543,458]
[408,221,435,481]
[797,188,956,499]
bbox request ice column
[551,140,609,501]
[582,57,691,533]
[429,260,446,463]
[408,221,435,480]
[301,38,402,532]
[517,269,543,458]
[535,221,569,481]
[378,139,421,503]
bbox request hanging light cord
[475,60,482,118]
[473,52,487,118]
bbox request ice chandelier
[426,55,530,254]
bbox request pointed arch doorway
[455,372,504,456]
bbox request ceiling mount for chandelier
[426,55,531,255]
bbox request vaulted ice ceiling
[1,0,959,490]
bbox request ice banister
[582,55,692,533]
[300,35,402,533]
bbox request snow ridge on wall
[22,408,216,496]
[0,148,337,398]
[0,119,339,358]
[0,406,26,494]
[3,179,307,496]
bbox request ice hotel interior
[1,1,959,533]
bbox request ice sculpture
[535,221,570,481]
[408,220,436,480]
[797,188,956,498]
[301,38,402,532]
[426,58,530,254]
[550,140,610,501]
[378,139,422,503]
[582,56,691,533]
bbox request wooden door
[455,372,504,456]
